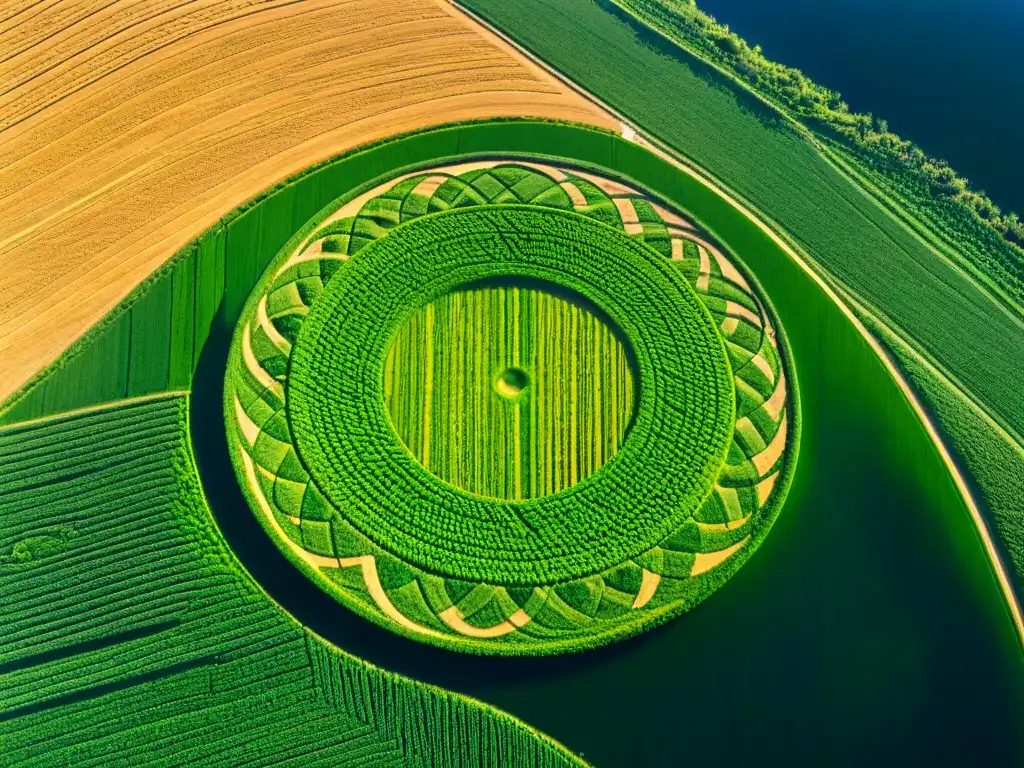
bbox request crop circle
[496,367,528,398]
[288,206,734,585]
[225,158,797,655]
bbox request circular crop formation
[226,160,797,655]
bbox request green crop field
[456,0,1024,614]
[3,118,1023,765]
[384,284,635,501]
[0,395,583,767]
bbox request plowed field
[0,0,611,403]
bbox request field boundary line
[448,0,1024,647]
[597,0,1024,326]
[833,276,1024,450]
[0,390,188,432]
[847,290,1024,455]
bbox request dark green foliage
[554,580,598,615]
[659,550,696,579]
[715,35,742,56]
[510,172,557,202]
[375,556,415,591]
[322,235,346,253]
[506,586,535,607]
[490,165,533,186]
[602,564,643,594]
[446,580,478,605]
[272,314,303,345]
[295,278,322,306]
[331,517,372,559]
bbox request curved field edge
[1,121,1019,760]
[451,0,1024,446]
[183,399,584,766]
[221,170,797,655]
[0,0,617,408]
[579,0,1024,460]
[0,394,586,767]
[450,0,1024,623]
[0,119,1014,649]
[606,0,1024,320]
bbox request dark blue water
[695,0,1024,215]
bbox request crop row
[384,283,635,500]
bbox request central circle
[383,284,635,501]
[496,367,529,398]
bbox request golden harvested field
[0,0,612,403]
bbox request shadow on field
[188,316,656,694]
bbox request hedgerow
[613,0,1024,297]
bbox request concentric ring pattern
[289,206,733,584]
[225,160,796,655]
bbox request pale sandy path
[0,0,613,404]
[447,0,1024,646]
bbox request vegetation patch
[384,283,635,500]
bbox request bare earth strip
[0,0,613,403]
